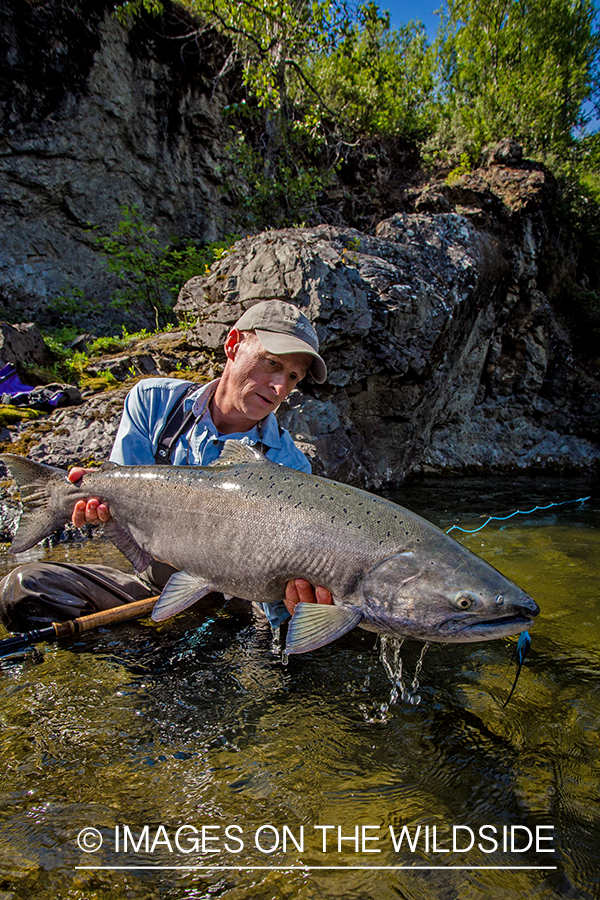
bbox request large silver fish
[1,442,539,654]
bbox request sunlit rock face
[175,192,600,484]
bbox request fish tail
[1,454,73,553]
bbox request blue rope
[446,495,591,535]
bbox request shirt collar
[188,378,282,449]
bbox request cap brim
[255,329,327,384]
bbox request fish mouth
[440,595,540,642]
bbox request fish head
[358,539,539,644]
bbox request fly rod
[0,595,158,657]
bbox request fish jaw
[424,593,540,643]
[357,543,540,645]
[357,592,539,644]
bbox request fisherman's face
[225,330,311,422]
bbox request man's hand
[68,468,111,527]
[285,578,333,616]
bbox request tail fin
[1,454,71,553]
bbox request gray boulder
[174,198,600,483]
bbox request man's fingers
[96,503,111,523]
[68,467,87,484]
[284,580,301,615]
[315,586,333,605]
[71,498,112,527]
[284,579,333,615]
[71,500,87,528]
[294,579,317,604]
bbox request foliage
[445,151,472,184]
[226,128,331,227]
[307,4,435,142]
[119,0,349,113]
[115,0,437,227]
[93,206,239,329]
[47,287,105,332]
[78,372,121,393]
[433,0,600,163]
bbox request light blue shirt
[109,377,311,629]
[110,377,311,472]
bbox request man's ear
[224,328,242,361]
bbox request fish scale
[0,441,540,656]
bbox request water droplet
[378,636,429,707]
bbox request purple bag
[0,364,34,398]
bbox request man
[0,300,332,630]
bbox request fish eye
[495,594,505,606]
[453,591,477,611]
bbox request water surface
[0,474,598,899]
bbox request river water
[0,474,598,900]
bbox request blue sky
[380,0,442,38]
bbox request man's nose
[269,372,290,396]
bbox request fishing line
[446,493,590,706]
[445,495,591,535]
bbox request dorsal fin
[208,440,269,467]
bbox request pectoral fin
[152,571,217,622]
[285,603,363,655]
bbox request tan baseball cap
[234,300,327,383]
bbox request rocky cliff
[173,148,600,484]
[0,0,598,485]
[3,145,599,485]
[0,0,235,323]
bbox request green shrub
[93,206,239,329]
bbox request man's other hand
[68,468,111,527]
[284,578,333,615]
